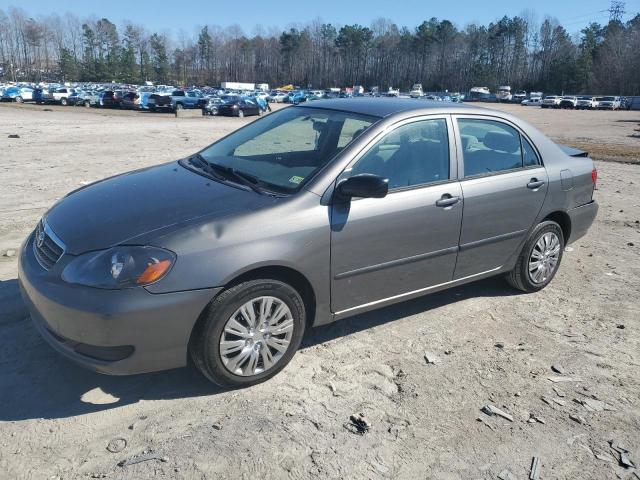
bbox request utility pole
[608,0,625,22]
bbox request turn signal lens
[137,259,173,285]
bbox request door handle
[527,178,545,189]
[435,194,461,207]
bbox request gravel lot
[0,102,638,480]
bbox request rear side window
[349,118,450,189]
[458,119,538,177]
[521,136,540,167]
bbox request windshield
[198,107,377,193]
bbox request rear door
[330,116,462,314]
[452,116,548,278]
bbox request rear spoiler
[557,144,589,158]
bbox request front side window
[199,107,377,193]
[347,118,450,189]
[458,119,529,176]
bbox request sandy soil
[0,102,638,480]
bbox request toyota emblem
[36,229,45,248]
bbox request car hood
[45,161,275,254]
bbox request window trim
[337,114,457,195]
[452,114,543,180]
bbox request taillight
[591,168,598,184]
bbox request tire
[506,221,564,293]
[237,109,244,118]
[190,279,306,387]
[60,98,67,106]
[175,103,184,110]
[84,100,91,108]
[15,96,23,103]
[149,106,156,112]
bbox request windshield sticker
[289,176,304,185]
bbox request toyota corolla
[19,99,598,387]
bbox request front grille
[33,220,65,270]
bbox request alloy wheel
[219,296,294,377]
[528,232,561,284]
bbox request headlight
[62,246,175,289]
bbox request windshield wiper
[188,154,226,181]
[190,154,264,194]
[207,163,264,194]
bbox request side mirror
[336,174,389,199]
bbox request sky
[2,0,639,35]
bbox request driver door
[330,116,463,314]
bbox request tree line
[1,6,639,94]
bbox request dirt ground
[0,101,638,480]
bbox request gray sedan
[19,99,598,387]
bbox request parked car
[597,96,621,110]
[202,97,225,116]
[512,90,527,102]
[121,91,142,110]
[559,96,578,109]
[33,87,57,104]
[541,95,561,108]
[1,86,34,102]
[521,97,542,106]
[217,98,261,117]
[67,90,99,107]
[576,96,598,110]
[148,90,205,111]
[410,84,424,98]
[99,90,125,108]
[269,92,288,103]
[19,98,598,387]
[52,87,76,105]
[288,91,309,105]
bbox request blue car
[1,86,34,103]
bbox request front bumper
[18,232,221,375]
[567,200,598,244]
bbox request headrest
[351,126,368,141]
[483,131,520,153]
[460,134,475,150]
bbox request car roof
[297,97,479,118]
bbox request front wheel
[60,98,67,106]
[190,280,306,387]
[506,221,564,293]
[237,109,244,118]
[15,96,23,103]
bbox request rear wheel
[237,109,244,118]
[506,221,564,293]
[175,103,184,110]
[15,96,23,103]
[60,98,68,106]
[190,279,305,387]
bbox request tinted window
[522,136,540,167]
[337,117,373,148]
[200,107,376,193]
[458,119,523,176]
[348,119,450,189]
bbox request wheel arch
[224,265,317,329]
[542,210,572,243]
[189,264,317,349]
